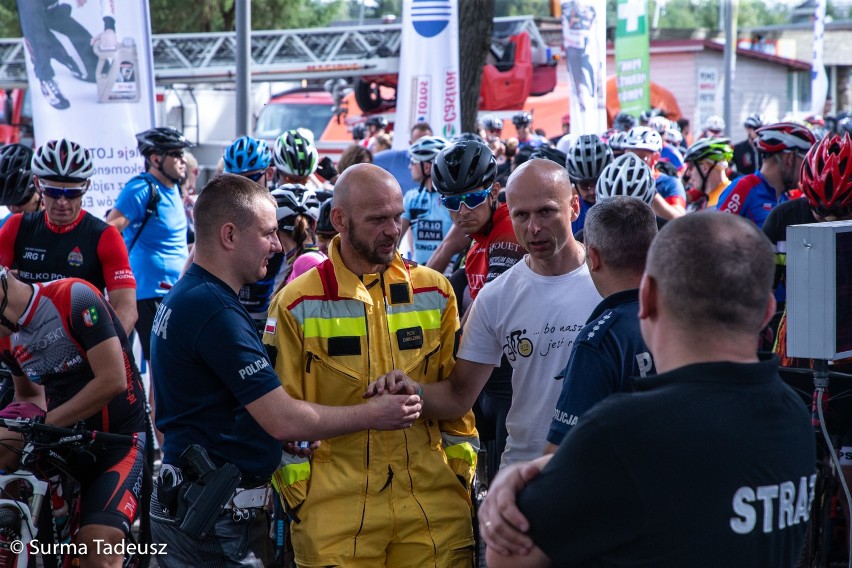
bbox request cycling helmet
[607,131,628,152]
[804,114,825,127]
[622,127,663,153]
[31,139,94,183]
[432,140,497,196]
[0,144,35,206]
[270,186,308,231]
[567,134,613,181]
[800,134,852,219]
[836,117,852,137]
[663,127,683,146]
[613,112,637,132]
[451,132,485,144]
[743,113,765,130]
[596,153,656,205]
[639,108,662,125]
[648,116,670,134]
[482,116,503,132]
[135,127,192,156]
[703,115,726,133]
[409,136,449,163]
[683,138,734,164]
[223,136,270,174]
[754,122,816,155]
[351,124,367,141]
[274,130,319,177]
[529,146,567,166]
[512,112,533,127]
[316,199,335,236]
[365,116,388,129]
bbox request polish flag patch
[264,318,277,334]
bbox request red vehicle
[0,89,33,146]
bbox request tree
[459,0,495,133]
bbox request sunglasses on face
[242,171,265,182]
[440,186,492,212]
[41,182,88,200]
[164,150,185,159]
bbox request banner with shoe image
[16,0,155,219]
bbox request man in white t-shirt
[367,159,601,466]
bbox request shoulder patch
[577,310,619,348]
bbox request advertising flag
[394,0,461,148]
[811,0,828,114]
[561,1,607,136]
[614,0,651,119]
[17,0,156,219]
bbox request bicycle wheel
[0,505,22,567]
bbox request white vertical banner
[562,0,607,136]
[811,0,828,115]
[17,0,156,219]
[393,0,461,149]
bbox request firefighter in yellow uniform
[263,163,477,567]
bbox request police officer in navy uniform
[544,196,657,452]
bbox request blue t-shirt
[151,263,282,479]
[373,149,414,195]
[547,289,656,445]
[402,186,454,264]
[115,173,188,299]
[571,198,593,236]
[654,173,686,205]
[716,171,788,229]
[660,145,685,170]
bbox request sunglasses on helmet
[40,182,89,200]
[440,186,492,212]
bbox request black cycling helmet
[365,116,388,129]
[529,146,568,166]
[613,112,637,132]
[512,112,533,127]
[452,132,485,144]
[432,141,497,196]
[351,124,367,141]
[316,199,336,236]
[0,144,35,206]
[135,127,192,156]
[482,116,504,132]
[567,134,613,181]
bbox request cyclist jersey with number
[465,203,526,300]
[0,278,146,434]
[114,173,188,300]
[716,171,788,229]
[402,186,454,264]
[0,210,135,292]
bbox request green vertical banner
[615,0,650,117]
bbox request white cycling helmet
[566,134,613,181]
[704,115,726,133]
[596,153,656,205]
[664,127,683,146]
[409,136,449,163]
[622,127,663,153]
[32,138,94,182]
[648,116,670,134]
[273,130,319,178]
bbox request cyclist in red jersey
[432,140,526,301]
[0,139,137,336]
[0,268,146,568]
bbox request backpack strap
[127,175,160,253]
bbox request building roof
[607,39,811,71]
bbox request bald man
[368,159,602,467]
[263,164,478,567]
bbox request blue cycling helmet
[224,136,271,174]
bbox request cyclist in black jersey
[0,267,146,568]
[0,144,42,224]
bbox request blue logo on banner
[412,0,451,38]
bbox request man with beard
[263,163,479,567]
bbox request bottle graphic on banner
[97,37,140,103]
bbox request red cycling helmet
[754,122,816,155]
[800,134,852,219]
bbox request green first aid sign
[615,0,650,116]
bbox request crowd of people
[0,100,847,566]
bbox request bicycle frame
[0,454,49,568]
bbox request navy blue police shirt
[151,263,282,479]
[547,289,655,445]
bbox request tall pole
[723,0,738,138]
[236,1,251,137]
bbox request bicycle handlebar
[0,418,136,446]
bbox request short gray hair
[584,196,656,274]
